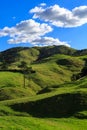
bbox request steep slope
[36,45,76,62]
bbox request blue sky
[0,0,87,51]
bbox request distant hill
[38,45,76,59]
[0,47,40,65]
[0,45,87,65]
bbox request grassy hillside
[0,71,42,101]
[0,116,87,130]
[0,45,86,102]
[0,52,85,100]
[0,75,87,118]
[0,45,87,129]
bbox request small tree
[18,61,27,88]
[18,61,35,88]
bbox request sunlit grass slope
[0,75,87,118]
[0,71,38,100]
[0,46,87,130]
[0,116,87,130]
[0,53,85,101]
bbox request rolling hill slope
[0,75,87,118]
[0,46,85,101]
[0,45,87,119]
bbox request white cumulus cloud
[0,19,52,43]
[30,4,87,27]
[0,19,70,47]
[32,37,70,47]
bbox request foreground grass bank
[0,116,87,130]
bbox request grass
[0,50,85,101]
[0,116,87,130]
[0,72,37,100]
[0,57,80,100]
[0,72,23,88]
[0,66,87,118]
[0,46,87,129]
[0,76,87,118]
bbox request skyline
[0,0,87,51]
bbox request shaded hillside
[74,49,87,56]
[0,45,77,66]
[10,92,87,118]
[38,45,76,60]
[0,47,28,63]
[0,47,40,69]
[0,45,87,67]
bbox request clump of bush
[71,66,87,81]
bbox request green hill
[0,45,87,129]
[0,75,87,118]
[0,46,85,101]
